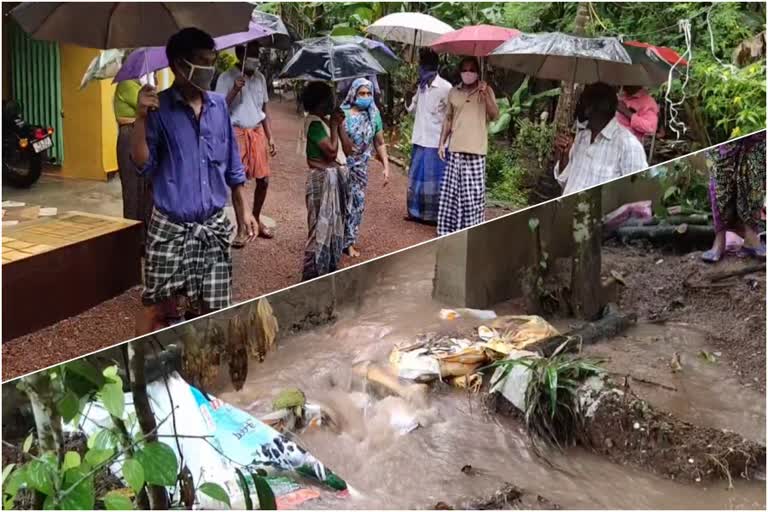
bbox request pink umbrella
[429,24,521,57]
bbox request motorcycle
[2,100,55,188]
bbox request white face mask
[181,58,216,91]
[244,57,260,71]
[461,71,479,85]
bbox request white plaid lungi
[142,208,234,311]
[437,152,487,236]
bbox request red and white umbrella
[430,24,521,57]
[624,40,689,67]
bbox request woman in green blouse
[300,82,354,281]
[114,78,153,235]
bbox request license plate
[32,136,52,153]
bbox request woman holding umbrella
[341,78,391,258]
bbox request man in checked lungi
[131,28,259,335]
[437,57,499,236]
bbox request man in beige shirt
[437,57,499,236]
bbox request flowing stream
[217,246,766,509]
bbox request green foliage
[216,52,238,74]
[3,362,218,511]
[489,354,605,448]
[653,160,710,216]
[234,468,277,510]
[489,79,560,136]
[512,118,555,168]
[694,58,766,141]
[199,482,231,508]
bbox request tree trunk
[129,341,171,510]
[17,373,64,509]
[570,187,603,320]
[528,2,591,204]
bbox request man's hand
[268,138,277,157]
[438,143,447,161]
[232,76,246,94]
[383,166,390,187]
[137,85,159,119]
[478,81,489,95]
[241,212,259,243]
[554,133,574,154]
[617,101,634,118]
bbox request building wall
[59,45,118,180]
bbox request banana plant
[489,78,561,136]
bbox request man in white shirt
[216,43,277,246]
[554,82,648,196]
[405,48,452,224]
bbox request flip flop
[701,249,722,263]
[740,245,766,259]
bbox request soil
[602,243,766,392]
[2,97,506,381]
[583,387,766,483]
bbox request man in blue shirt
[131,28,258,335]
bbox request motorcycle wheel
[2,149,42,188]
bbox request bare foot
[348,246,360,258]
[258,223,274,239]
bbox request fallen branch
[706,263,766,283]
[533,305,637,356]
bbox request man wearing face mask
[405,48,452,225]
[131,28,259,335]
[437,57,499,236]
[216,43,277,246]
[553,82,648,196]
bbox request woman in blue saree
[340,78,390,258]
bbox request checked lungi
[437,152,487,236]
[142,208,234,311]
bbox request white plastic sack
[489,350,540,412]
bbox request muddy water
[218,247,766,509]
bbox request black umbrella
[10,2,254,49]
[278,36,387,82]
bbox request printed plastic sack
[190,386,348,493]
[67,373,346,510]
[602,201,653,233]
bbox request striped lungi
[142,208,234,311]
[437,152,487,236]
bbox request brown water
[218,246,766,509]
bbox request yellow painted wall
[59,45,118,180]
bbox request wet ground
[603,243,766,392]
[215,244,765,509]
[2,98,505,380]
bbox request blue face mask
[355,97,372,109]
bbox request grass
[487,351,605,448]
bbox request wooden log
[534,305,637,356]
[616,224,714,246]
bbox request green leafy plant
[2,363,191,510]
[488,354,605,448]
[489,78,560,136]
[653,159,710,216]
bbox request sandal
[701,249,722,264]
[231,235,248,249]
[740,245,766,259]
[258,225,274,239]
